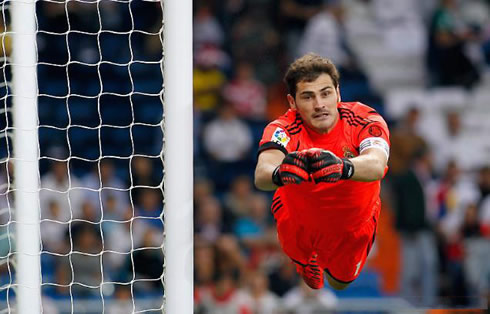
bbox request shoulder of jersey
[271,109,304,135]
[338,102,380,127]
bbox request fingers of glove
[279,164,310,183]
[280,172,309,185]
[311,163,343,183]
[306,149,336,161]
[307,150,340,171]
[283,151,309,171]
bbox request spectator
[102,194,126,222]
[41,201,69,254]
[223,175,254,218]
[130,156,161,205]
[428,109,487,174]
[194,240,217,289]
[297,0,351,70]
[431,160,479,306]
[233,193,277,268]
[193,46,228,115]
[107,286,133,314]
[130,229,164,293]
[80,200,99,223]
[203,104,253,161]
[390,148,438,307]
[202,104,253,189]
[103,207,148,274]
[265,81,290,123]
[222,61,268,120]
[194,4,225,51]
[0,16,11,58]
[195,196,228,243]
[268,256,299,297]
[215,235,247,279]
[460,0,490,66]
[477,166,490,236]
[56,222,102,297]
[135,188,163,230]
[282,280,337,313]
[40,148,84,223]
[427,0,480,87]
[41,297,60,314]
[246,271,280,314]
[229,7,281,83]
[194,177,215,206]
[0,162,10,225]
[197,271,253,314]
[82,159,129,217]
[279,0,324,60]
[462,167,490,305]
[389,107,428,175]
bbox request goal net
[0,0,192,313]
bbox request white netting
[0,0,165,312]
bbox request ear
[336,86,341,102]
[287,94,297,110]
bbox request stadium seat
[427,87,468,113]
[68,98,99,127]
[133,79,163,95]
[384,88,426,120]
[333,270,382,298]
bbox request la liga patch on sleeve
[271,127,290,148]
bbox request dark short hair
[284,53,340,97]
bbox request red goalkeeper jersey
[258,102,390,233]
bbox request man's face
[287,73,340,134]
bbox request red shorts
[273,201,378,284]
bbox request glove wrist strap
[272,166,284,186]
[341,158,355,179]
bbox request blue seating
[100,103,132,126]
[333,270,382,298]
[68,98,99,127]
[132,78,163,95]
[99,33,131,63]
[38,79,69,97]
[134,101,163,124]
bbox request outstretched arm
[254,149,285,191]
[349,147,388,182]
[255,149,310,191]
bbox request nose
[313,96,326,110]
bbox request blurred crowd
[191,0,490,312]
[0,0,489,312]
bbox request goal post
[162,0,194,313]
[10,0,42,313]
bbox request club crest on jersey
[343,146,355,158]
[271,127,290,148]
[368,125,382,137]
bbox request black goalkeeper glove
[307,149,354,183]
[272,151,310,186]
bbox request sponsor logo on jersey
[271,127,290,148]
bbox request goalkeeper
[255,53,390,290]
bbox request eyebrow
[299,86,333,96]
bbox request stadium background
[0,0,490,312]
